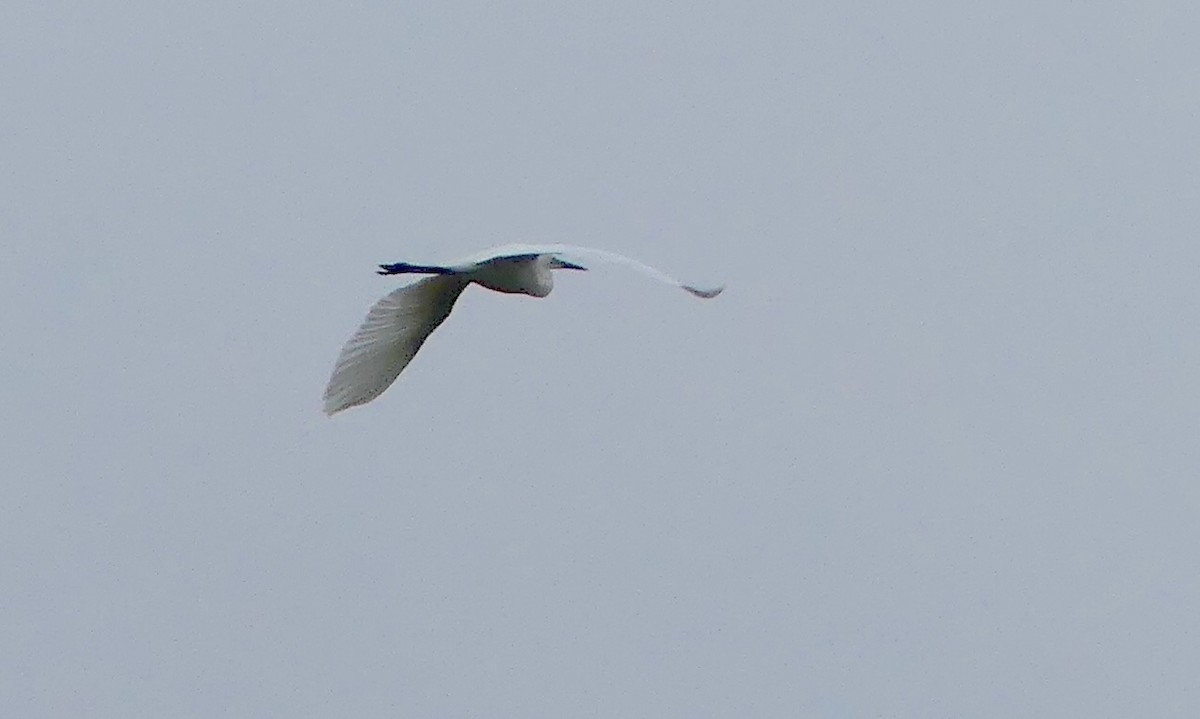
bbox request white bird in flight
[322,243,724,415]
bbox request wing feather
[323,276,468,415]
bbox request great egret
[322,243,724,415]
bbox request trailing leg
[377,262,457,276]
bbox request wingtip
[683,284,725,299]
[322,393,346,416]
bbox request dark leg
[377,262,457,276]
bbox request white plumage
[323,244,723,415]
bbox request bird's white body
[466,254,556,297]
[322,244,723,415]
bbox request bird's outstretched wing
[323,276,469,415]
[456,243,724,298]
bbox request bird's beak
[550,258,588,271]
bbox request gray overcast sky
[3,1,1199,716]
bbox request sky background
[4,1,1200,716]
